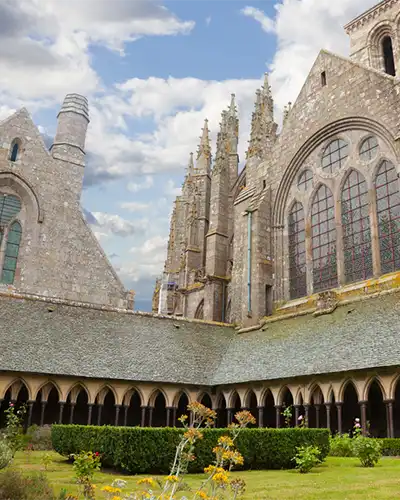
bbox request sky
[0,0,379,311]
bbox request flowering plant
[3,402,26,455]
[281,405,292,428]
[72,451,101,499]
[353,418,362,438]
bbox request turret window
[382,36,396,76]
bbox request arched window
[341,170,373,283]
[9,140,20,162]
[297,170,313,192]
[376,161,400,274]
[288,202,306,299]
[1,221,22,284]
[311,185,337,292]
[382,36,396,76]
[194,299,204,320]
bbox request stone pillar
[325,403,331,432]
[315,405,321,428]
[69,402,76,425]
[123,405,129,427]
[87,404,93,426]
[294,405,300,426]
[257,406,264,428]
[148,407,154,427]
[97,404,103,426]
[115,405,121,426]
[304,405,310,428]
[40,401,47,427]
[58,401,65,424]
[385,399,394,438]
[141,406,147,427]
[359,401,368,436]
[275,405,281,428]
[227,408,233,425]
[189,410,194,427]
[27,401,34,428]
[336,403,343,435]
[172,408,177,427]
[166,407,172,427]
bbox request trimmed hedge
[52,425,330,474]
[377,439,400,457]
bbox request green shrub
[329,433,354,457]
[52,425,330,474]
[293,445,322,473]
[0,441,13,470]
[379,438,400,456]
[352,436,382,467]
[0,469,55,500]
[26,425,53,451]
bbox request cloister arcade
[1,371,399,437]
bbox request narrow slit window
[321,71,327,87]
[382,36,396,76]
[10,142,19,162]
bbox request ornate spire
[196,118,211,174]
[228,93,237,117]
[187,151,194,176]
[247,72,277,159]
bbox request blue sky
[0,0,378,311]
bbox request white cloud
[164,180,182,198]
[128,175,154,193]
[241,6,275,33]
[119,201,150,212]
[125,236,168,282]
[91,211,148,237]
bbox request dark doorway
[176,393,190,427]
[217,394,227,428]
[264,390,275,428]
[342,383,359,435]
[152,392,167,427]
[367,380,386,437]
[126,392,142,427]
[265,285,273,316]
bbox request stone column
[385,399,394,438]
[27,401,34,428]
[359,401,368,436]
[97,404,103,426]
[58,401,65,424]
[315,405,321,428]
[166,407,172,427]
[304,405,310,428]
[275,405,281,428]
[115,405,121,426]
[40,401,47,427]
[172,408,177,427]
[148,407,154,427]
[336,403,343,435]
[227,408,233,425]
[325,403,331,432]
[87,404,93,426]
[69,402,76,425]
[257,406,264,428]
[294,405,300,426]
[189,410,194,427]
[123,405,129,427]
[141,406,147,427]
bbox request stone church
[1,0,400,439]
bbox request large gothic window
[311,185,338,292]
[288,202,306,299]
[341,170,373,283]
[376,161,400,274]
[0,194,22,285]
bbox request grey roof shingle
[1,292,400,386]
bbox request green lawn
[7,451,400,499]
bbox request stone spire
[213,111,228,176]
[247,73,277,159]
[187,151,194,176]
[196,119,211,174]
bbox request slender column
[148,407,154,427]
[123,405,129,427]
[315,405,321,428]
[97,404,103,426]
[69,402,76,425]
[304,405,310,428]
[275,405,281,428]
[227,408,233,425]
[172,408,177,427]
[325,403,331,432]
[294,405,300,426]
[27,401,34,428]
[359,400,368,436]
[189,410,194,427]
[385,399,394,438]
[166,407,173,427]
[336,402,343,435]
[40,401,47,427]
[58,401,65,424]
[141,406,147,427]
[257,406,264,428]
[115,405,121,426]
[87,404,93,426]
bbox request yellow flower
[212,471,230,484]
[196,491,209,499]
[137,478,156,487]
[166,475,179,483]
[111,497,121,500]
[218,436,234,447]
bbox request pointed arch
[341,169,373,283]
[228,390,241,409]
[375,159,400,274]
[288,200,306,299]
[9,138,22,162]
[363,376,387,401]
[95,384,118,405]
[65,382,90,403]
[33,380,61,402]
[194,299,204,320]
[4,377,32,401]
[311,184,337,292]
[148,388,170,408]
[122,387,144,407]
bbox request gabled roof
[1,291,400,386]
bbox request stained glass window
[376,161,400,274]
[341,170,373,283]
[1,221,22,284]
[321,139,348,173]
[298,170,313,192]
[0,194,21,226]
[359,136,378,162]
[288,202,307,299]
[311,185,338,292]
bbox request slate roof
[1,292,400,386]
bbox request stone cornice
[344,0,398,33]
